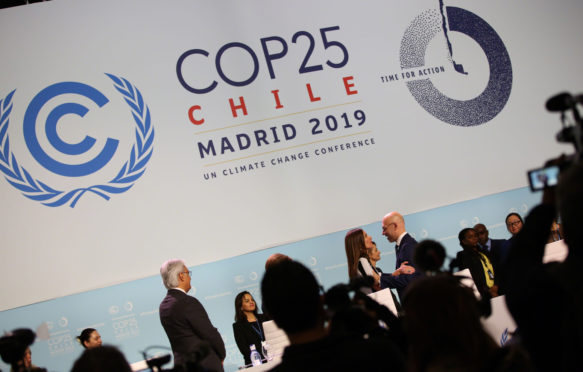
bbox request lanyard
[477,252,495,285]
[250,320,264,341]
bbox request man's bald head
[265,253,292,270]
[473,223,489,246]
[382,211,406,243]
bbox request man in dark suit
[474,224,505,267]
[379,211,420,299]
[159,259,226,372]
[474,223,506,293]
[455,228,497,298]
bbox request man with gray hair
[159,259,225,371]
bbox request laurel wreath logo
[0,74,154,207]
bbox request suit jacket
[486,238,505,265]
[487,238,506,290]
[159,289,226,371]
[379,233,421,299]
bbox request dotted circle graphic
[400,7,513,126]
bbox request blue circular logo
[400,7,513,126]
[0,74,155,207]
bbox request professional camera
[527,92,583,191]
[324,277,401,337]
[141,344,209,372]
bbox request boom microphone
[546,92,574,112]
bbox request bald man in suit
[379,212,421,299]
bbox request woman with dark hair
[547,218,563,243]
[232,291,269,365]
[345,228,415,293]
[76,328,102,349]
[0,329,47,372]
[345,228,380,289]
[368,241,382,272]
[501,212,525,263]
[455,228,498,298]
[505,212,524,237]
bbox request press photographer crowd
[2,92,582,371]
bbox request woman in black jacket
[456,228,498,298]
[232,291,269,365]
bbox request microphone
[546,92,574,112]
[546,92,583,112]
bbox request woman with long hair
[232,291,269,366]
[345,228,380,289]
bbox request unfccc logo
[0,74,154,207]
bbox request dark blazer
[500,235,516,263]
[488,238,506,269]
[232,313,269,365]
[159,289,226,371]
[456,248,493,298]
[380,233,421,299]
[488,238,506,291]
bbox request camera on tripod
[527,92,583,191]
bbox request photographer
[502,160,583,371]
[261,260,404,372]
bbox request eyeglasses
[181,270,192,276]
[506,221,522,227]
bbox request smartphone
[527,165,560,191]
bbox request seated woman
[76,328,102,349]
[232,291,269,366]
[456,228,498,298]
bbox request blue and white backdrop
[0,0,581,370]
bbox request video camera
[140,344,209,372]
[527,92,583,191]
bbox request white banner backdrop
[0,0,581,311]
